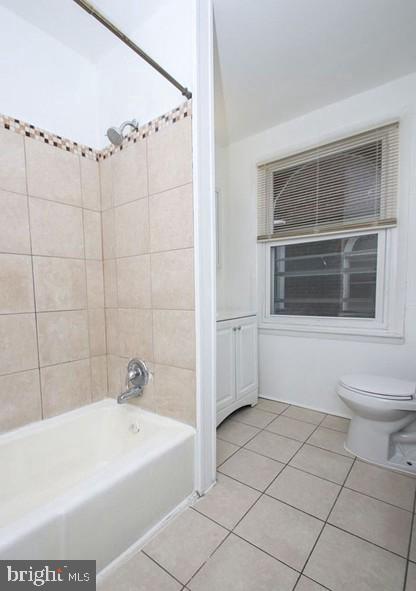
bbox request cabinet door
[235,319,258,399]
[216,325,236,411]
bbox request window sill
[258,321,404,344]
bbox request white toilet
[337,374,416,474]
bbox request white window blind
[257,123,399,241]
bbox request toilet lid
[340,374,416,400]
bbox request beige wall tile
[112,140,148,206]
[0,314,38,374]
[29,198,84,258]
[88,308,106,356]
[25,138,82,206]
[0,254,34,313]
[41,359,91,418]
[154,364,196,425]
[99,157,113,211]
[86,260,105,309]
[0,128,26,194]
[149,184,193,253]
[153,310,195,369]
[91,355,108,401]
[0,369,42,432]
[107,354,126,396]
[102,208,115,260]
[83,210,102,260]
[118,308,153,360]
[81,157,101,211]
[104,259,118,308]
[147,117,192,194]
[115,198,150,257]
[105,309,119,355]
[37,310,89,366]
[0,190,31,254]
[33,257,86,312]
[151,248,194,310]
[117,255,151,309]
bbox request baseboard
[259,393,351,419]
[97,491,198,581]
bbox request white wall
[0,5,99,147]
[0,0,193,148]
[96,0,194,148]
[219,73,416,415]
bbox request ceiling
[214,0,416,144]
[0,0,159,62]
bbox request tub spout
[117,358,150,404]
[117,385,143,404]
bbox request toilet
[337,374,416,474]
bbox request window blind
[257,123,399,241]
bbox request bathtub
[0,399,195,571]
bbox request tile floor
[98,399,416,591]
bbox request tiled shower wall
[0,105,195,432]
[101,116,196,425]
[0,127,107,433]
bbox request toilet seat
[339,374,416,402]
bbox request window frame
[258,226,402,339]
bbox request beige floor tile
[266,415,317,442]
[245,430,302,463]
[290,444,354,485]
[321,414,350,433]
[307,426,353,457]
[144,508,227,584]
[194,474,260,529]
[267,466,340,520]
[406,562,416,591]
[217,420,259,446]
[304,524,406,591]
[98,551,181,591]
[219,448,284,491]
[235,495,323,570]
[188,533,298,591]
[328,487,412,557]
[410,520,416,562]
[231,406,276,428]
[216,439,239,467]
[282,406,325,425]
[256,398,290,414]
[345,460,416,511]
[295,576,327,591]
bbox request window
[258,123,400,336]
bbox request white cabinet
[216,315,258,425]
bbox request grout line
[403,489,416,591]
[141,551,186,588]
[23,136,43,419]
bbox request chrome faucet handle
[126,358,150,389]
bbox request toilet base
[346,414,416,476]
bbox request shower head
[106,119,139,146]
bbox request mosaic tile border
[0,100,192,162]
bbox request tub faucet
[117,359,150,404]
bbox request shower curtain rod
[72,0,192,100]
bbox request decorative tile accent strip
[0,100,192,162]
[0,114,99,161]
[99,100,192,159]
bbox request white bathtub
[0,399,195,571]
